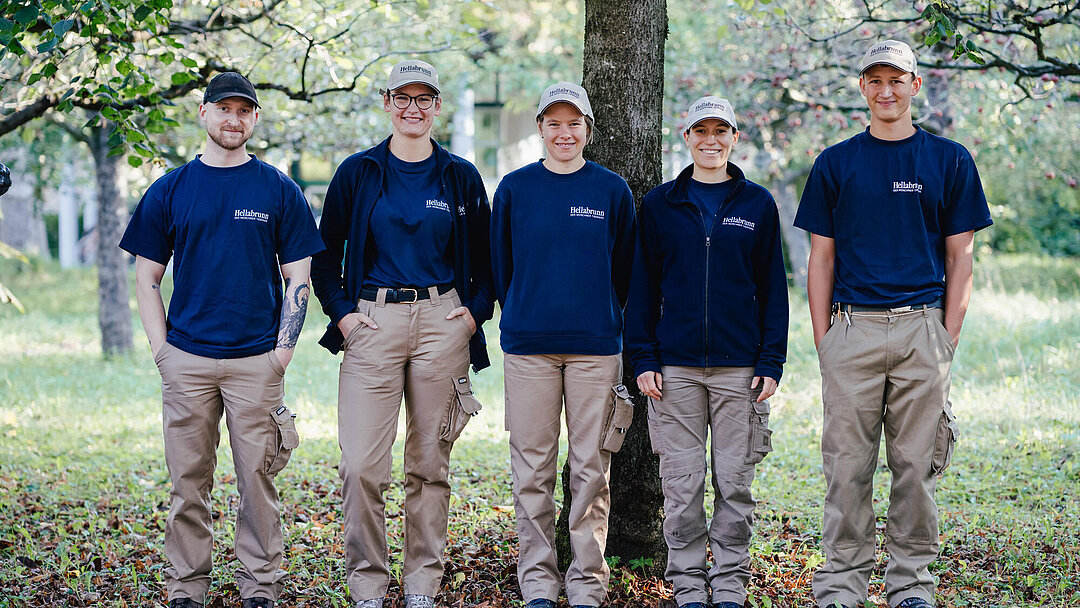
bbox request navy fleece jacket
[491,161,636,355]
[625,162,788,381]
[310,136,494,371]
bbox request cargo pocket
[600,384,635,454]
[744,394,773,465]
[440,376,483,443]
[930,400,958,476]
[646,397,665,455]
[265,404,299,475]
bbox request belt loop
[376,288,388,308]
[843,304,852,326]
[428,285,440,306]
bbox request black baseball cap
[203,72,260,107]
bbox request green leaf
[53,18,75,35]
[43,62,57,77]
[57,98,73,111]
[7,38,25,56]
[127,155,144,168]
[170,71,195,85]
[116,58,134,76]
[101,106,121,121]
[160,51,174,65]
[27,71,42,86]
[133,5,152,21]
[180,57,197,68]
[925,31,942,47]
[14,5,40,25]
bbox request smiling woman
[309,59,494,608]
[489,81,636,608]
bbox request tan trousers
[155,342,297,603]
[812,307,958,608]
[504,352,622,607]
[337,287,473,601]
[647,366,772,606]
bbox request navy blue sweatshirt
[491,161,636,355]
[625,162,788,381]
[310,136,495,371]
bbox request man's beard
[208,126,250,151]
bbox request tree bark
[89,123,133,356]
[555,0,668,574]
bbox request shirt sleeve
[943,147,993,236]
[276,178,325,264]
[793,154,836,237]
[624,200,662,378]
[119,180,173,265]
[752,198,789,382]
[490,179,513,309]
[463,165,495,324]
[311,158,358,326]
[611,181,637,309]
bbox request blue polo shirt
[794,127,992,307]
[363,152,455,288]
[120,155,324,358]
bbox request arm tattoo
[151,284,159,290]
[276,277,310,350]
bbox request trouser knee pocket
[745,392,773,465]
[440,376,483,443]
[931,400,958,476]
[266,404,299,475]
[600,383,634,453]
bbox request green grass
[1,252,1078,607]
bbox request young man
[794,41,992,608]
[120,72,324,608]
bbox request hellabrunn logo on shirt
[893,180,924,193]
[425,199,450,212]
[234,209,269,223]
[569,205,605,220]
[722,216,755,231]
[457,205,466,216]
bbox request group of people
[121,38,991,608]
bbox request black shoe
[571,605,597,608]
[241,598,274,608]
[896,599,932,608]
[526,601,556,608]
[169,600,204,608]
[679,603,708,608]
[714,603,742,608]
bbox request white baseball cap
[860,39,918,76]
[386,59,440,94]
[536,82,594,121]
[684,96,738,132]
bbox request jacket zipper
[698,208,710,361]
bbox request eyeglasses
[390,93,437,110]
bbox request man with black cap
[795,40,992,608]
[120,72,324,608]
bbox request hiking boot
[355,598,385,608]
[526,600,556,608]
[896,599,933,608]
[241,598,274,608]
[169,600,204,608]
[679,603,708,608]
[714,603,743,608]
[405,595,435,608]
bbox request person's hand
[446,306,476,335]
[751,376,778,402]
[274,347,294,370]
[338,311,378,337]
[637,371,663,400]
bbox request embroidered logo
[722,216,755,231]
[234,209,269,223]
[457,205,466,216]
[569,205,605,220]
[893,181,923,193]
[425,199,450,212]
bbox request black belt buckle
[396,287,418,304]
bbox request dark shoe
[714,603,742,608]
[355,599,385,608]
[571,605,597,608]
[680,603,708,608]
[526,601,556,608]
[169,600,204,608]
[241,598,274,608]
[896,599,932,608]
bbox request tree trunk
[89,124,133,356]
[774,171,810,290]
[555,0,668,573]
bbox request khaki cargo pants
[812,306,958,608]
[337,287,475,602]
[503,353,623,607]
[647,366,772,607]
[155,342,298,603]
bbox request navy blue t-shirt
[687,178,736,228]
[794,127,992,307]
[363,152,454,288]
[119,155,324,358]
[491,161,636,355]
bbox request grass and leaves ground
[1,253,1078,607]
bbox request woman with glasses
[490,82,636,608]
[311,59,493,608]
